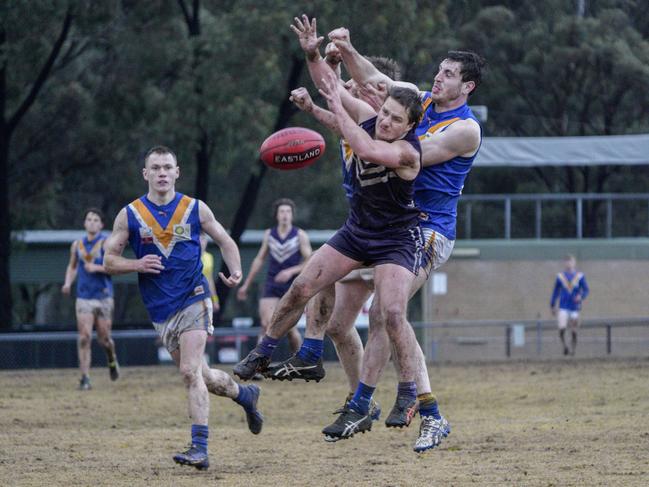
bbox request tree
[1,3,74,327]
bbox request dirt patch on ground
[1,358,648,486]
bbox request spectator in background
[550,255,589,356]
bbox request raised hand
[318,70,342,111]
[290,14,323,60]
[289,87,314,113]
[358,82,388,112]
[328,27,351,50]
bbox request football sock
[296,338,324,364]
[349,382,375,415]
[191,424,209,454]
[257,336,279,358]
[397,381,417,401]
[418,393,441,419]
[234,384,255,412]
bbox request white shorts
[153,298,213,353]
[420,227,455,277]
[557,309,580,330]
[75,298,114,320]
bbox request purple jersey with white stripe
[263,226,301,298]
[345,116,422,237]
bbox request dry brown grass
[1,358,648,486]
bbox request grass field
[1,358,648,486]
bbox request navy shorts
[326,222,423,275]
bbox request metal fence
[1,317,647,369]
[460,193,649,239]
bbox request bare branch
[7,7,74,136]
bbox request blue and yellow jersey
[550,271,589,311]
[126,193,209,323]
[339,139,354,200]
[75,235,113,299]
[414,95,482,240]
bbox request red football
[260,127,325,170]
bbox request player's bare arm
[420,118,481,167]
[291,15,376,123]
[103,209,165,275]
[328,27,419,94]
[198,201,242,288]
[61,240,79,295]
[290,87,342,136]
[237,229,270,300]
[319,71,419,179]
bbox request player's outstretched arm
[199,201,242,288]
[420,119,481,167]
[328,27,418,92]
[291,16,376,124]
[61,241,79,295]
[319,71,419,178]
[290,87,342,136]
[237,229,270,301]
[104,209,165,275]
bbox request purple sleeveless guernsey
[262,226,301,299]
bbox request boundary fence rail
[1,316,647,369]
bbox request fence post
[606,324,612,354]
[505,325,511,358]
[535,199,542,239]
[576,198,583,239]
[504,198,511,239]
[536,319,542,355]
[606,199,613,239]
[465,203,472,239]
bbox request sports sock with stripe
[191,424,209,454]
[296,338,324,363]
[397,381,417,401]
[418,392,441,419]
[349,382,376,415]
[257,335,279,358]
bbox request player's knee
[78,333,91,348]
[289,276,314,302]
[368,303,386,328]
[179,363,201,385]
[384,304,406,329]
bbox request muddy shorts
[152,298,213,353]
[75,298,114,320]
[420,226,455,278]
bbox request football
[260,127,325,170]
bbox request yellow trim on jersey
[557,272,583,292]
[78,238,103,263]
[418,117,461,140]
[421,97,433,112]
[131,196,192,249]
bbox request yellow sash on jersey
[557,272,583,292]
[418,117,461,140]
[78,238,103,263]
[129,195,195,258]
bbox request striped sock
[191,424,209,454]
[397,381,417,401]
[418,392,441,419]
[257,336,279,358]
[349,382,375,415]
[296,338,324,363]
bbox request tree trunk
[214,55,304,316]
[0,128,11,329]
